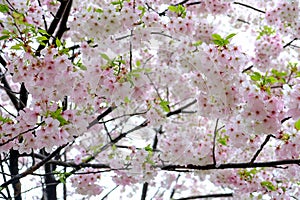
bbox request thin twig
[161,158,300,171]
[233,2,265,14]
[170,174,181,199]
[101,185,119,200]
[212,119,219,166]
[0,143,68,189]
[0,122,45,147]
[242,65,253,73]
[283,38,298,48]
[250,134,275,164]
[129,30,133,72]
[173,192,233,200]
[87,106,117,129]
[166,99,197,117]
[0,104,16,118]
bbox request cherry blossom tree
[0,0,300,199]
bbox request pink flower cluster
[252,34,283,70]
[7,48,76,102]
[70,168,103,196]
[199,0,233,14]
[265,1,300,37]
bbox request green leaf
[239,169,259,181]
[38,29,49,36]
[250,72,262,81]
[12,11,25,24]
[257,26,276,39]
[144,144,153,152]
[168,5,178,12]
[265,76,277,84]
[111,0,122,5]
[212,34,225,46]
[0,115,12,123]
[95,8,103,13]
[11,43,23,50]
[294,119,300,131]
[138,5,146,17]
[271,69,287,77]
[78,64,87,70]
[37,35,48,45]
[136,60,141,67]
[217,135,228,146]
[159,100,170,112]
[124,96,130,103]
[2,30,11,35]
[168,5,186,17]
[49,108,69,126]
[37,36,48,41]
[100,53,110,61]
[0,4,9,13]
[211,33,223,41]
[0,35,9,40]
[225,33,236,40]
[55,171,71,184]
[213,40,225,46]
[261,181,276,191]
[281,133,290,141]
[55,37,62,47]
[193,40,202,46]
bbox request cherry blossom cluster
[7,47,76,102]
[252,34,283,70]
[70,168,103,196]
[1,0,300,199]
[265,1,300,37]
[199,0,233,14]
[283,82,300,120]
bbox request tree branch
[283,38,298,48]
[250,134,275,163]
[166,99,197,117]
[161,159,300,171]
[35,0,72,55]
[1,144,68,189]
[52,0,72,42]
[233,2,265,14]
[0,57,19,111]
[141,126,161,200]
[212,119,219,166]
[87,106,117,129]
[173,192,233,200]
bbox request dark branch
[173,193,233,200]
[141,126,161,200]
[212,119,219,166]
[233,2,265,14]
[35,0,72,55]
[0,57,19,111]
[1,144,68,189]
[283,38,298,48]
[141,182,149,200]
[87,106,117,129]
[52,0,72,42]
[101,185,119,200]
[170,174,181,199]
[166,99,197,117]
[161,159,300,171]
[250,134,275,163]
[242,65,253,73]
